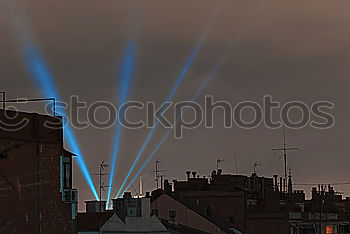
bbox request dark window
[63,159,72,189]
[151,209,159,217]
[169,210,176,219]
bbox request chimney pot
[186,171,191,180]
[192,171,197,178]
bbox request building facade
[78,194,169,234]
[151,189,241,234]
[160,169,350,234]
[0,109,77,233]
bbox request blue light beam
[120,1,266,196]
[114,0,226,200]
[106,41,136,208]
[23,41,100,200]
[120,50,240,196]
[114,39,202,199]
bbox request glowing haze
[0,0,350,210]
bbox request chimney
[192,171,197,178]
[113,194,150,220]
[186,171,191,180]
[164,179,172,194]
[141,197,151,218]
[280,177,283,193]
[312,187,317,199]
[123,192,132,199]
[273,175,279,192]
[85,200,106,213]
[172,180,178,194]
[288,172,293,194]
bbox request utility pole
[216,157,225,172]
[152,159,166,189]
[93,161,109,211]
[272,127,299,193]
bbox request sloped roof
[152,190,243,234]
[160,219,211,234]
[77,211,114,231]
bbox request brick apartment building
[0,109,77,233]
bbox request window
[229,216,235,225]
[151,209,159,217]
[325,225,336,234]
[169,210,176,220]
[127,207,137,217]
[63,161,71,188]
[61,156,72,190]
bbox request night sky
[1,0,350,209]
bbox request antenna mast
[216,157,225,172]
[152,159,166,189]
[93,161,110,210]
[253,162,261,174]
[272,127,298,193]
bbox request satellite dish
[211,170,217,178]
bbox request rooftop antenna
[152,159,166,189]
[216,157,225,172]
[130,184,139,197]
[93,161,110,210]
[272,126,299,193]
[253,162,261,174]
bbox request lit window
[325,225,334,234]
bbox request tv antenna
[152,159,166,189]
[93,161,110,209]
[272,127,299,193]
[253,162,261,174]
[216,157,225,172]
